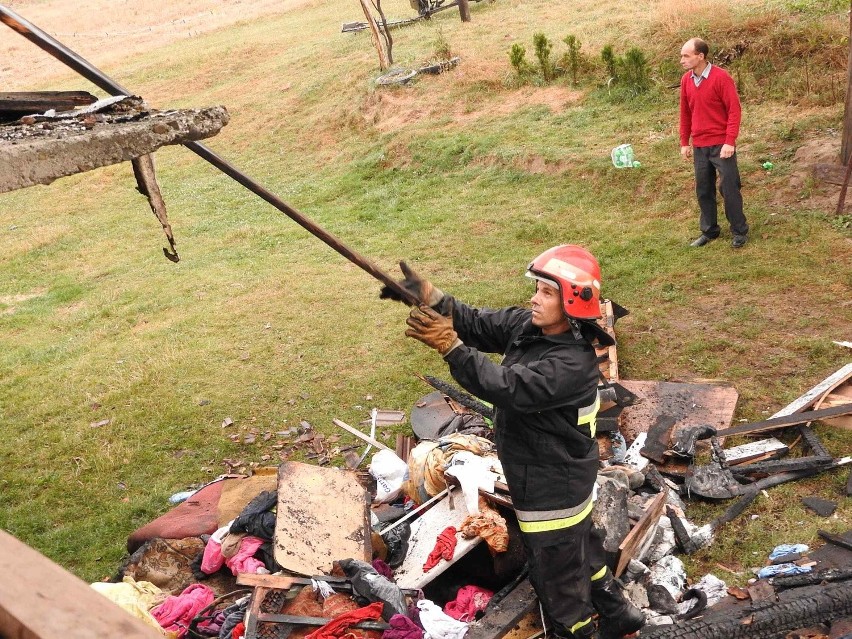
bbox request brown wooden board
[716,404,852,438]
[273,462,370,575]
[814,374,852,430]
[0,530,164,639]
[616,491,667,577]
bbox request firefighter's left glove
[380,261,444,307]
[405,305,462,356]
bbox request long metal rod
[0,4,419,306]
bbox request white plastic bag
[369,449,409,503]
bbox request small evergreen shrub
[533,32,554,81]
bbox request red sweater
[679,65,741,148]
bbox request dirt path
[0,0,310,88]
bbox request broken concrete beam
[0,105,229,193]
[592,477,630,555]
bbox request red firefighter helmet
[525,244,602,320]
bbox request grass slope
[1,0,850,582]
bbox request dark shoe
[592,572,646,639]
[732,234,748,248]
[690,234,715,247]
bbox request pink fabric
[224,535,266,575]
[305,601,385,639]
[383,613,424,639]
[443,585,494,621]
[152,583,216,638]
[201,537,225,574]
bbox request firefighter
[381,245,645,639]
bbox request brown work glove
[380,261,444,307]
[405,305,462,356]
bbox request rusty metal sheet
[273,462,370,575]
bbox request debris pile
[97,310,852,639]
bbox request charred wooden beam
[730,455,834,477]
[666,505,699,555]
[798,425,830,457]
[466,576,537,639]
[771,567,852,589]
[640,579,852,639]
[419,374,494,419]
[715,404,852,438]
[0,90,97,119]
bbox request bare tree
[357,0,393,70]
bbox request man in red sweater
[679,37,749,248]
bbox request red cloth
[305,601,385,639]
[127,481,224,552]
[151,583,216,638]
[679,65,741,147]
[423,526,457,572]
[443,585,494,621]
[232,621,245,639]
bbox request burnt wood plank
[640,579,852,639]
[465,579,537,639]
[616,491,667,577]
[730,455,834,476]
[0,90,97,115]
[715,404,852,438]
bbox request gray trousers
[693,144,749,237]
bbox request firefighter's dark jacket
[435,294,600,470]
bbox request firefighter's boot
[591,571,645,639]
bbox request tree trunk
[842,0,852,164]
[358,0,389,70]
[458,0,471,21]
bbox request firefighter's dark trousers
[504,462,606,638]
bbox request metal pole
[0,4,420,306]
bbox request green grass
[1,0,851,582]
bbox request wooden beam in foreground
[0,529,164,639]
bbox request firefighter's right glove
[380,261,444,307]
[405,305,462,356]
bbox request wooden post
[458,0,471,22]
[842,0,852,165]
[358,0,389,70]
